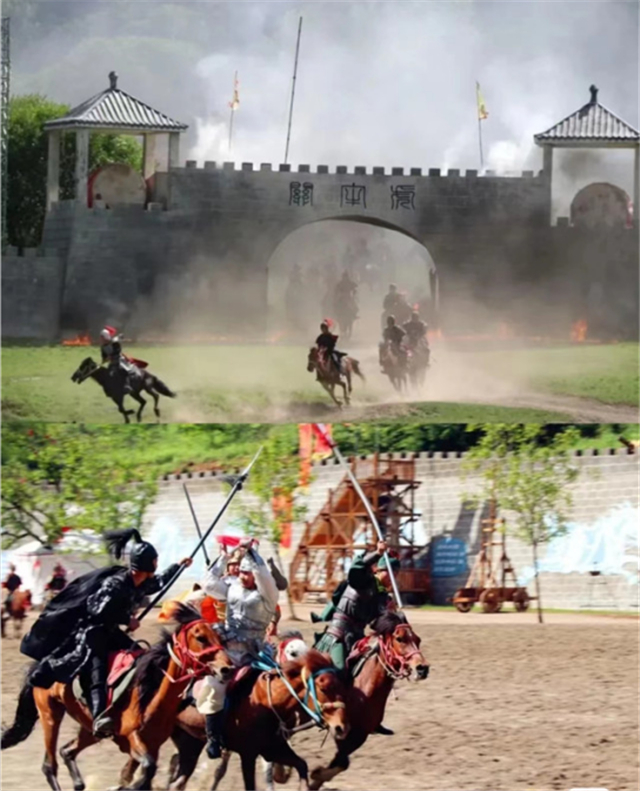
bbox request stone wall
[4,162,636,340]
[140,449,639,611]
[1,250,65,340]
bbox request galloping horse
[1,604,234,791]
[407,344,430,389]
[308,611,429,790]
[380,344,409,393]
[1,589,32,639]
[71,357,176,424]
[307,347,365,407]
[168,647,350,791]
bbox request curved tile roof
[535,86,638,145]
[44,72,187,132]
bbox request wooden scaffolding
[289,454,430,603]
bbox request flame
[427,328,444,342]
[570,319,588,342]
[62,333,91,346]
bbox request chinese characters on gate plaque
[288,180,417,211]
[289,181,314,207]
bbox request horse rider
[199,540,280,759]
[382,284,402,316]
[20,528,192,739]
[403,311,429,353]
[316,320,347,374]
[2,563,23,616]
[380,315,407,368]
[99,326,141,380]
[44,562,68,598]
[314,540,400,735]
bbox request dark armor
[316,331,345,373]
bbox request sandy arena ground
[1,607,638,791]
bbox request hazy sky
[10,1,639,183]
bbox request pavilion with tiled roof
[534,85,639,218]
[44,71,188,207]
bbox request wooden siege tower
[289,454,430,603]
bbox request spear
[183,483,210,567]
[136,447,263,622]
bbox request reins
[162,619,225,685]
[374,624,422,680]
[253,651,345,738]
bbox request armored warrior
[44,562,68,598]
[314,540,399,734]
[380,315,407,367]
[199,541,279,758]
[99,326,143,378]
[20,529,191,738]
[403,311,429,351]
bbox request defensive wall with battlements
[140,448,639,612]
[2,160,638,341]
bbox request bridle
[375,624,423,681]
[163,619,227,684]
[254,651,346,737]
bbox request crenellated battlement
[177,160,542,179]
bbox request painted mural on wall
[518,503,639,585]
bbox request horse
[334,298,358,342]
[307,611,429,790]
[71,357,176,424]
[1,604,234,791]
[379,343,409,392]
[407,343,430,389]
[167,646,350,791]
[307,347,365,407]
[1,589,32,639]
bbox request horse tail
[151,377,176,398]
[351,359,366,382]
[1,671,38,749]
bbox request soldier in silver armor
[99,326,138,378]
[199,541,279,758]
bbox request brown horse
[380,343,409,392]
[1,604,234,791]
[307,611,429,790]
[168,647,350,791]
[307,347,365,407]
[1,589,32,639]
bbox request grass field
[2,341,637,423]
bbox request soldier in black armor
[403,311,428,350]
[316,321,347,374]
[20,529,191,738]
[380,316,407,367]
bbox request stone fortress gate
[2,75,638,340]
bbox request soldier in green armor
[314,540,400,735]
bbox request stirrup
[206,739,222,760]
[92,713,115,738]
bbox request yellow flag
[476,82,488,121]
[229,72,239,111]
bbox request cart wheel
[455,601,473,613]
[513,588,530,612]
[480,589,502,614]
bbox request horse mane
[134,603,202,708]
[371,610,408,637]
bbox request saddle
[72,647,145,710]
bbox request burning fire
[570,320,588,343]
[62,333,91,346]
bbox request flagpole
[478,114,484,172]
[228,70,237,152]
[284,16,303,165]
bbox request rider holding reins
[379,315,408,369]
[316,320,347,374]
[403,311,430,353]
[99,326,143,379]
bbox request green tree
[229,428,306,620]
[7,94,143,249]
[1,424,157,550]
[463,424,581,623]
